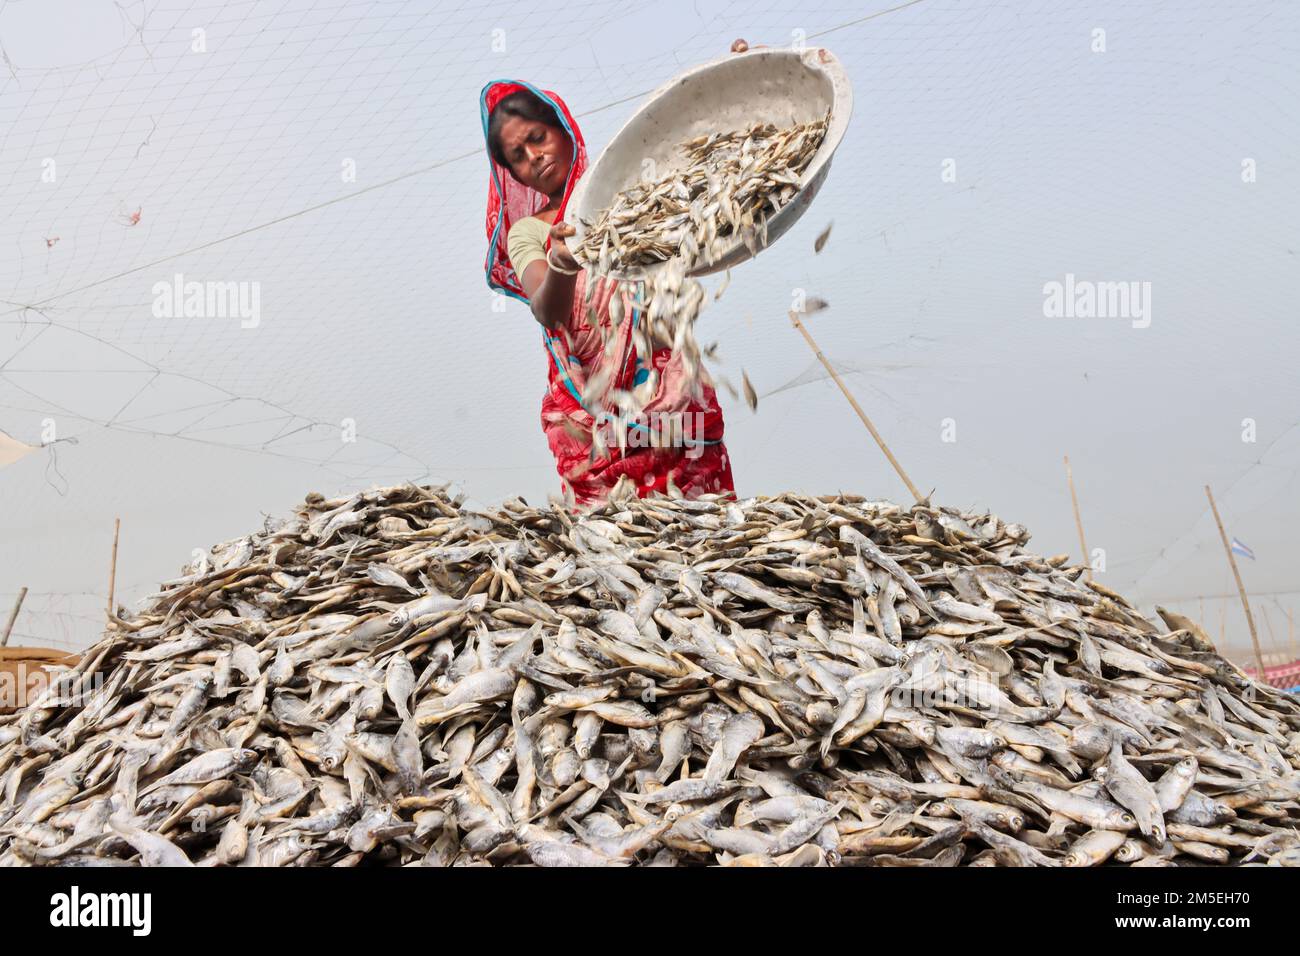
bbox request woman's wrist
[547,248,581,276]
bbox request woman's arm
[519,261,576,331]
[518,220,581,331]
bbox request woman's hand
[524,218,581,331]
[548,220,581,273]
[730,38,769,53]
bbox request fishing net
[0,0,1296,661]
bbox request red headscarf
[481,80,588,302]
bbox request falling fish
[814,221,832,253]
[742,370,758,411]
[572,114,831,425]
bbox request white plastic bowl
[569,46,853,282]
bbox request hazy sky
[1,0,1297,663]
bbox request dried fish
[573,115,830,422]
[0,483,1296,867]
[814,221,833,254]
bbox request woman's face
[497,114,572,196]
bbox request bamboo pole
[788,311,924,503]
[1063,455,1091,580]
[1,587,27,648]
[106,517,121,626]
[1204,485,1265,678]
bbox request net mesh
[1,0,1297,662]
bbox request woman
[481,79,735,506]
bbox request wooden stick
[106,517,121,626]
[1064,455,1091,580]
[1,587,27,648]
[788,311,924,504]
[1204,485,1265,679]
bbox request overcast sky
[1,0,1297,663]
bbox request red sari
[481,80,734,506]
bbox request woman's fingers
[546,219,581,271]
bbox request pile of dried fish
[2,483,1298,867]
[570,114,829,422]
